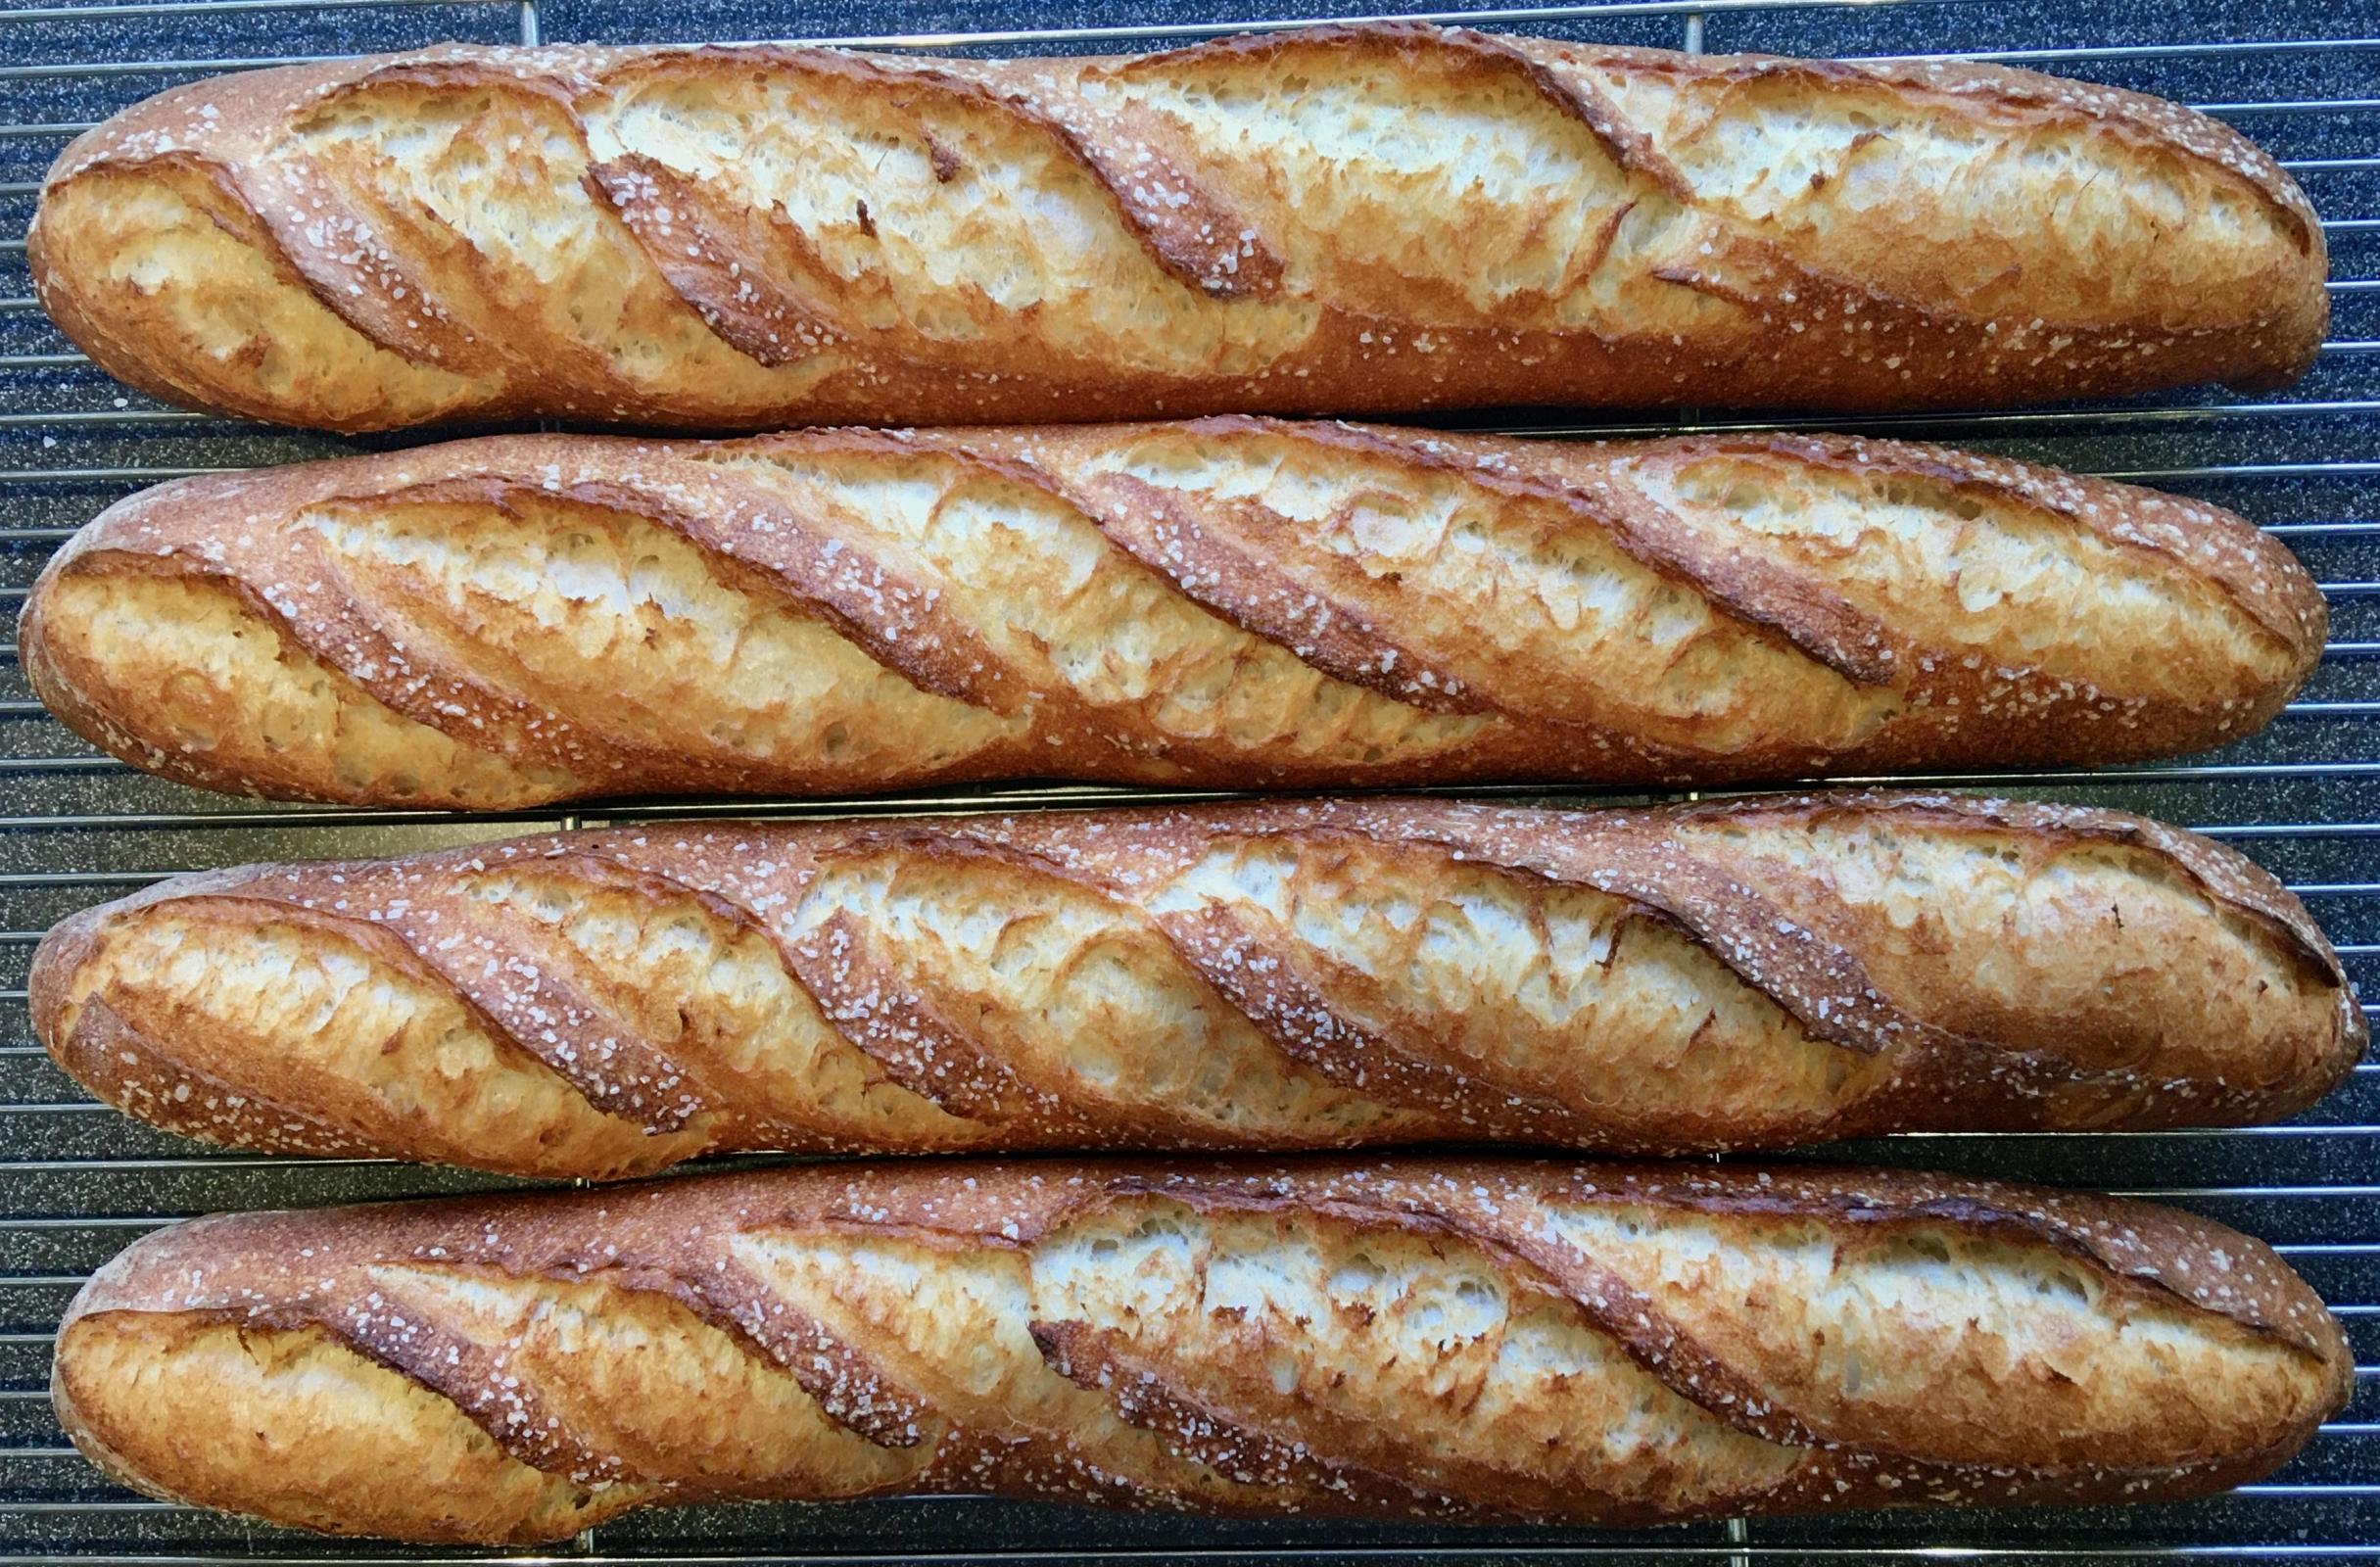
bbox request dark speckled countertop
[0,1,2372,1562]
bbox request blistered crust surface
[16,422,2325,808]
[28,24,2327,431]
[31,793,2361,1178]
[52,1158,2352,1543]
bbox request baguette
[33,793,2362,1178]
[18,421,2326,808]
[27,24,2326,433]
[53,1157,2353,1543]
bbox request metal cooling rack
[0,0,2374,1561]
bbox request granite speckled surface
[0,0,2371,1560]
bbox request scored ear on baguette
[17,422,2327,809]
[27,24,2327,430]
[52,1158,2355,1543]
[32,792,2363,1178]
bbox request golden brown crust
[28,24,2327,432]
[16,421,2326,808]
[31,792,2362,1179]
[52,1156,2353,1543]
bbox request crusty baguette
[18,421,2326,808]
[27,24,2325,432]
[33,792,2362,1178]
[53,1157,2353,1543]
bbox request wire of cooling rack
[0,1,2371,1562]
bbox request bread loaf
[33,792,2361,1178]
[27,24,2326,432]
[53,1156,2353,1543]
[18,421,2326,808]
